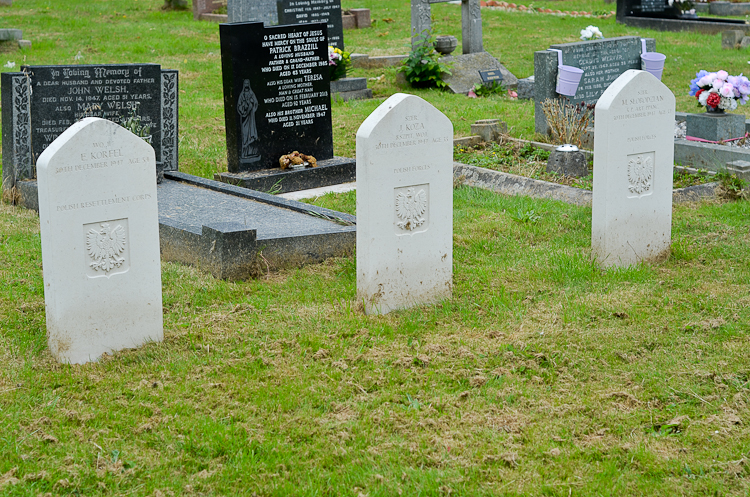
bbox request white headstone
[37,118,163,364]
[356,93,453,315]
[592,70,675,268]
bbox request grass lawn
[3,1,750,495]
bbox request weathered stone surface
[356,93,453,315]
[616,0,750,35]
[711,1,750,16]
[0,29,21,41]
[36,118,163,364]
[193,0,223,20]
[547,148,589,177]
[331,77,367,93]
[342,13,356,30]
[727,160,750,182]
[350,8,371,28]
[723,30,745,49]
[441,52,518,94]
[351,54,408,68]
[686,112,746,142]
[411,0,482,53]
[332,88,373,102]
[517,76,534,100]
[470,119,506,142]
[741,36,750,49]
[592,70,675,268]
[17,39,30,49]
[228,0,278,24]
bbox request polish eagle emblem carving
[627,154,653,195]
[395,187,427,231]
[86,223,127,274]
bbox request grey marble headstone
[228,0,278,24]
[534,36,655,135]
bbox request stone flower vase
[434,35,458,55]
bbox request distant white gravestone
[37,118,163,364]
[356,93,453,315]
[592,70,676,268]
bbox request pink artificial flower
[720,83,734,98]
[508,90,518,99]
[467,90,477,98]
[717,70,729,80]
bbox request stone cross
[411,0,483,54]
[592,70,675,268]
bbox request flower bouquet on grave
[328,46,351,82]
[579,25,603,41]
[689,70,750,113]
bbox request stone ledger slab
[441,52,518,95]
[592,70,675,268]
[36,118,163,364]
[356,93,453,315]
[159,171,356,280]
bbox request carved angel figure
[627,155,653,195]
[86,223,126,273]
[395,187,427,231]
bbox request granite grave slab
[592,70,675,268]
[1,64,178,195]
[277,0,344,50]
[37,117,163,364]
[193,0,224,19]
[534,36,655,134]
[356,93,453,315]
[159,171,355,280]
[441,51,518,94]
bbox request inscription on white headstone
[37,117,163,364]
[592,70,675,268]
[356,93,453,315]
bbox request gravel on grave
[674,120,750,149]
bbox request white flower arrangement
[580,25,603,41]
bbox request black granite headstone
[23,64,162,165]
[1,64,179,194]
[619,0,680,18]
[219,21,333,173]
[277,0,344,50]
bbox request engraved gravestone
[37,117,163,364]
[1,64,178,193]
[277,0,344,50]
[219,21,333,173]
[356,93,453,315]
[592,70,675,268]
[534,36,655,134]
[228,0,278,24]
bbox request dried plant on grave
[541,98,594,148]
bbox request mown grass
[3,1,750,495]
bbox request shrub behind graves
[399,31,452,89]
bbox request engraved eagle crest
[395,187,427,231]
[86,223,127,274]
[627,155,653,195]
